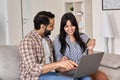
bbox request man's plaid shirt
[19,30,54,80]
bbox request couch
[99,53,120,80]
[0,45,19,80]
[0,45,120,80]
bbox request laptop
[60,52,104,78]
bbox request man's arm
[41,60,78,74]
[19,39,43,76]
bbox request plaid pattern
[19,30,54,80]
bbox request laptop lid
[74,52,104,78]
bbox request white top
[42,38,51,64]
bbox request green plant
[70,6,74,11]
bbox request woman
[53,12,108,80]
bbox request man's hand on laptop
[56,60,78,72]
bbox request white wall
[92,0,120,54]
[0,0,7,44]
[7,0,22,45]
[0,0,23,45]
[0,0,64,45]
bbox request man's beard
[44,30,51,37]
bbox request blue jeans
[39,72,91,80]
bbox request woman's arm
[87,39,96,55]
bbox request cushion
[99,66,120,80]
[100,53,120,69]
[0,45,19,80]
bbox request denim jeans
[39,72,91,80]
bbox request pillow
[100,53,120,69]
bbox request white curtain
[101,12,114,53]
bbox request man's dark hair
[33,11,55,30]
[37,11,55,18]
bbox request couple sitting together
[19,11,108,80]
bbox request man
[19,11,78,80]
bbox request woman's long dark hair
[59,12,87,55]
